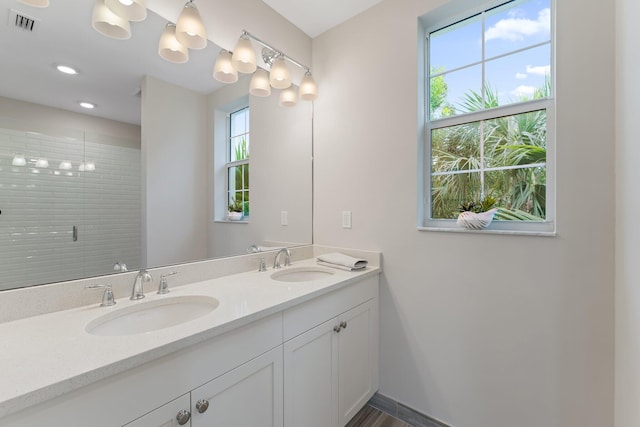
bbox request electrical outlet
[342,211,352,229]
[281,211,288,226]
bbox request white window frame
[226,106,250,217]
[418,0,556,235]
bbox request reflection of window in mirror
[227,106,250,217]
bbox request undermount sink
[271,266,335,283]
[86,295,219,336]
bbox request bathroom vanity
[0,253,380,427]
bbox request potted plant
[228,198,244,221]
[456,196,498,230]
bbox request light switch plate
[281,211,288,226]
[342,211,352,229]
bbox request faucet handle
[85,283,116,307]
[259,257,267,272]
[158,271,178,294]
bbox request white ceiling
[261,0,384,37]
[0,0,382,126]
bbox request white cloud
[515,72,528,79]
[485,8,550,42]
[511,85,536,98]
[526,64,551,76]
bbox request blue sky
[429,0,551,115]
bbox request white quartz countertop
[0,259,380,418]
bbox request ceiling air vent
[8,9,39,32]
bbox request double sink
[86,266,334,337]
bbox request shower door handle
[72,225,78,242]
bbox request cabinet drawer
[283,276,378,341]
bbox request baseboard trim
[368,392,452,427]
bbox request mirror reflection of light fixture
[279,86,298,107]
[231,35,257,74]
[59,161,72,170]
[92,0,131,40]
[175,0,207,50]
[213,50,238,83]
[158,23,188,64]
[105,0,147,22]
[299,71,318,101]
[79,162,97,172]
[17,0,49,7]
[35,158,49,168]
[250,69,271,97]
[269,56,291,89]
[12,154,26,166]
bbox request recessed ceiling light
[56,65,78,75]
[79,102,95,109]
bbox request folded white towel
[316,252,368,270]
[317,261,358,271]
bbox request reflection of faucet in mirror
[113,262,128,272]
[273,248,291,269]
[131,270,152,301]
[247,245,260,253]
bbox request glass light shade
[58,161,72,170]
[92,0,131,40]
[231,37,257,74]
[35,158,49,168]
[175,2,207,50]
[16,0,49,7]
[85,162,96,172]
[250,69,271,97]
[269,57,291,89]
[158,24,189,64]
[213,51,238,83]
[12,155,26,166]
[279,86,298,107]
[299,73,318,101]
[78,162,86,172]
[105,0,147,22]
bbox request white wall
[615,0,640,425]
[312,1,614,426]
[141,76,208,267]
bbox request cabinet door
[191,346,283,427]
[337,299,378,427]
[123,393,192,427]
[284,317,339,427]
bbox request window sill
[214,219,249,224]
[418,220,556,237]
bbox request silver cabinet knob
[333,325,341,333]
[195,399,210,413]
[176,409,191,425]
[339,321,347,329]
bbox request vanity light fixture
[249,69,271,97]
[80,102,96,109]
[58,160,72,170]
[213,50,238,83]
[299,70,318,101]
[85,162,96,171]
[92,0,132,40]
[158,23,189,64]
[231,33,257,74]
[269,56,291,89]
[16,0,49,7]
[279,86,297,107]
[175,0,207,50]
[35,158,49,168]
[56,65,78,75]
[105,0,147,22]
[12,154,27,166]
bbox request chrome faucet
[273,248,291,269]
[131,269,152,300]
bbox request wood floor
[346,405,412,427]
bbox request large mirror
[0,0,312,291]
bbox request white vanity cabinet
[1,272,379,427]
[126,347,283,427]
[283,276,379,427]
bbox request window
[422,0,555,234]
[227,107,250,217]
